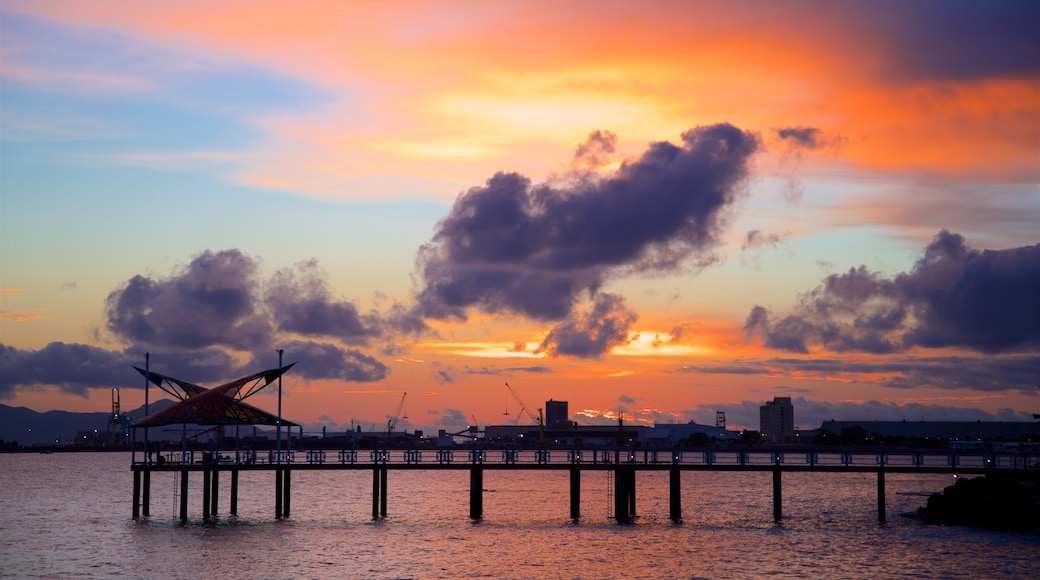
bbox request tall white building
[760,397,795,443]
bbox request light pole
[276,349,283,463]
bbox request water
[1,453,1037,579]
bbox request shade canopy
[133,364,298,428]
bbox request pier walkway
[131,447,1039,524]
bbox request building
[545,399,574,429]
[643,422,736,446]
[760,397,795,444]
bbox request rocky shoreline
[910,472,1040,531]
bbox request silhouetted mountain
[0,400,176,445]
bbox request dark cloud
[535,294,637,358]
[0,342,133,398]
[105,249,271,351]
[775,127,826,150]
[746,230,1040,354]
[267,260,381,345]
[858,0,1040,82]
[415,124,760,323]
[0,337,392,399]
[250,340,389,383]
[681,354,1040,394]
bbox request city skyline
[2,1,1038,434]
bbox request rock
[915,472,1040,531]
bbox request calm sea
[1,452,1037,579]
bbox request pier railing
[142,447,1040,471]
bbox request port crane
[505,382,544,443]
[387,392,407,438]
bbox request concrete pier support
[203,468,211,519]
[379,468,387,517]
[877,469,886,524]
[371,468,380,518]
[470,468,484,519]
[211,469,220,516]
[570,469,581,520]
[230,469,239,516]
[669,469,682,522]
[275,468,283,518]
[179,470,189,521]
[142,470,150,517]
[371,467,388,518]
[282,468,291,518]
[772,469,782,522]
[614,468,636,523]
[132,470,141,518]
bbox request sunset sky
[2,0,1038,435]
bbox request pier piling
[669,468,681,522]
[275,468,283,518]
[371,468,380,518]
[142,470,150,517]
[570,469,581,520]
[772,468,782,522]
[203,469,211,519]
[179,470,189,521]
[877,469,886,523]
[614,468,636,523]
[282,468,291,517]
[230,469,239,516]
[379,468,387,517]
[132,470,141,519]
[211,469,220,517]
[470,468,484,519]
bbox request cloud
[415,124,759,326]
[249,340,388,383]
[690,396,1037,431]
[535,294,637,358]
[681,354,1040,394]
[266,259,382,345]
[1,250,402,396]
[746,230,1040,354]
[775,127,831,150]
[740,229,788,252]
[569,129,617,171]
[105,249,271,351]
[854,1,1040,82]
[0,342,133,398]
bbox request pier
[131,447,1039,524]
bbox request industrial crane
[387,392,407,438]
[505,382,544,443]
